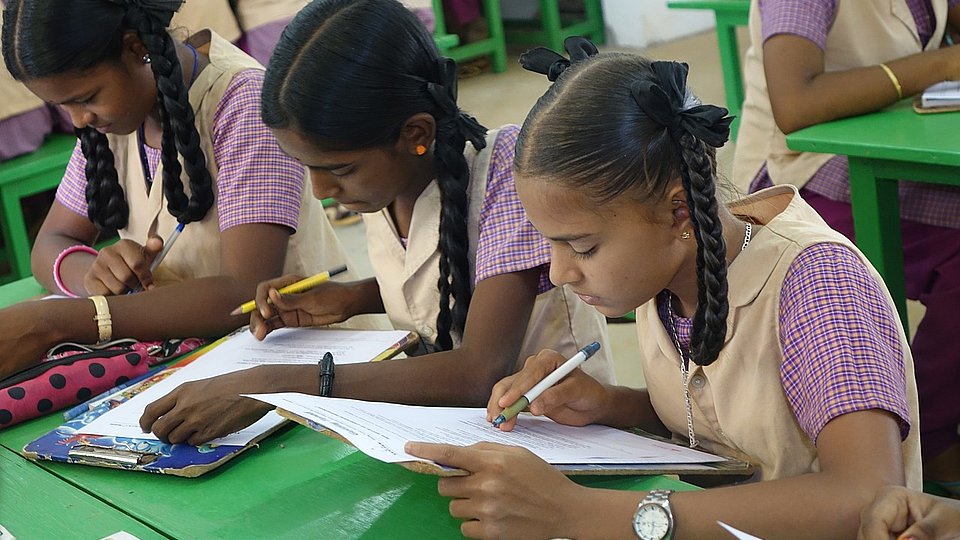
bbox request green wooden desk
[0,279,696,538]
[667,0,750,138]
[0,445,166,539]
[787,101,960,331]
[0,412,694,539]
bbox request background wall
[500,0,715,48]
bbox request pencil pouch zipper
[0,347,136,390]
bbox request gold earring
[680,231,691,240]
[415,145,427,156]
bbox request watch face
[633,503,671,540]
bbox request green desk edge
[787,101,960,331]
[0,278,696,539]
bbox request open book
[247,392,754,477]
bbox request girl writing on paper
[406,40,921,539]
[733,0,960,488]
[0,0,359,382]
[138,0,615,447]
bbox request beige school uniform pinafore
[364,129,616,383]
[170,1,242,43]
[733,0,948,190]
[636,186,921,487]
[103,31,354,292]
[234,0,309,32]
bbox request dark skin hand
[410,351,908,540]
[139,268,543,445]
[763,4,960,134]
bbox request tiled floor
[332,28,923,389]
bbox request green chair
[433,0,508,73]
[502,0,605,51]
[0,134,75,283]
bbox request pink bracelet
[53,245,98,297]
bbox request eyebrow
[305,161,352,171]
[545,233,593,243]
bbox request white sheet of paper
[247,392,726,466]
[718,521,764,540]
[78,328,411,446]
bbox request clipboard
[23,328,419,477]
[275,407,756,479]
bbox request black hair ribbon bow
[519,36,599,81]
[631,61,733,148]
[107,0,182,26]
[427,57,488,150]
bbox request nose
[62,104,95,130]
[308,169,341,200]
[548,247,580,287]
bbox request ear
[120,30,150,67]
[664,181,692,239]
[396,113,437,156]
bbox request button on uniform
[690,374,706,389]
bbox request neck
[388,154,439,237]
[670,205,752,318]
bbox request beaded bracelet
[318,351,335,397]
[53,245,98,297]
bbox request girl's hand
[139,366,277,446]
[0,301,58,379]
[487,349,613,431]
[405,441,588,540]
[858,485,960,540]
[248,275,358,340]
[83,237,163,295]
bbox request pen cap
[582,341,601,358]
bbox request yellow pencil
[230,265,348,316]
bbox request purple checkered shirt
[753,0,960,229]
[475,125,552,294]
[661,243,910,443]
[57,69,304,232]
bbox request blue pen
[130,222,185,293]
[492,341,601,427]
[62,365,164,420]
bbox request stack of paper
[921,81,960,109]
[247,392,725,471]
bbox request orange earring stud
[680,231,692,240]
[415,145,427,156]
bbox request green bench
[0,134,75,283]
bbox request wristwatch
[632,489,675,540]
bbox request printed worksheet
[247,392,725,466]
[78,328,411,446]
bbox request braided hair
[516,39,733,366]
[2,0,213,231]
[262,0,488,351]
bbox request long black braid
[515,40,733,366]
[124,5,214,225]
[2,0,213,231]
[261,0,487,351]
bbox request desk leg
[847,158,909,333]
[714,13,744,139]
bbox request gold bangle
[90,295,112,344]
[879,63,903,100]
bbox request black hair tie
[426,57,487,150]
[107,0,181,26]
[519,36,599,81]
[631,61,733,148]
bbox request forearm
[767,43,960,133]
[46,276,251,343]
[31,233,96,295]
[333,345,516,406]
[574,469,901,540]
[348,277,385,316]
[596,386,667,435]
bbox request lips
[93,124,111,134]
[575,292,599,306]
